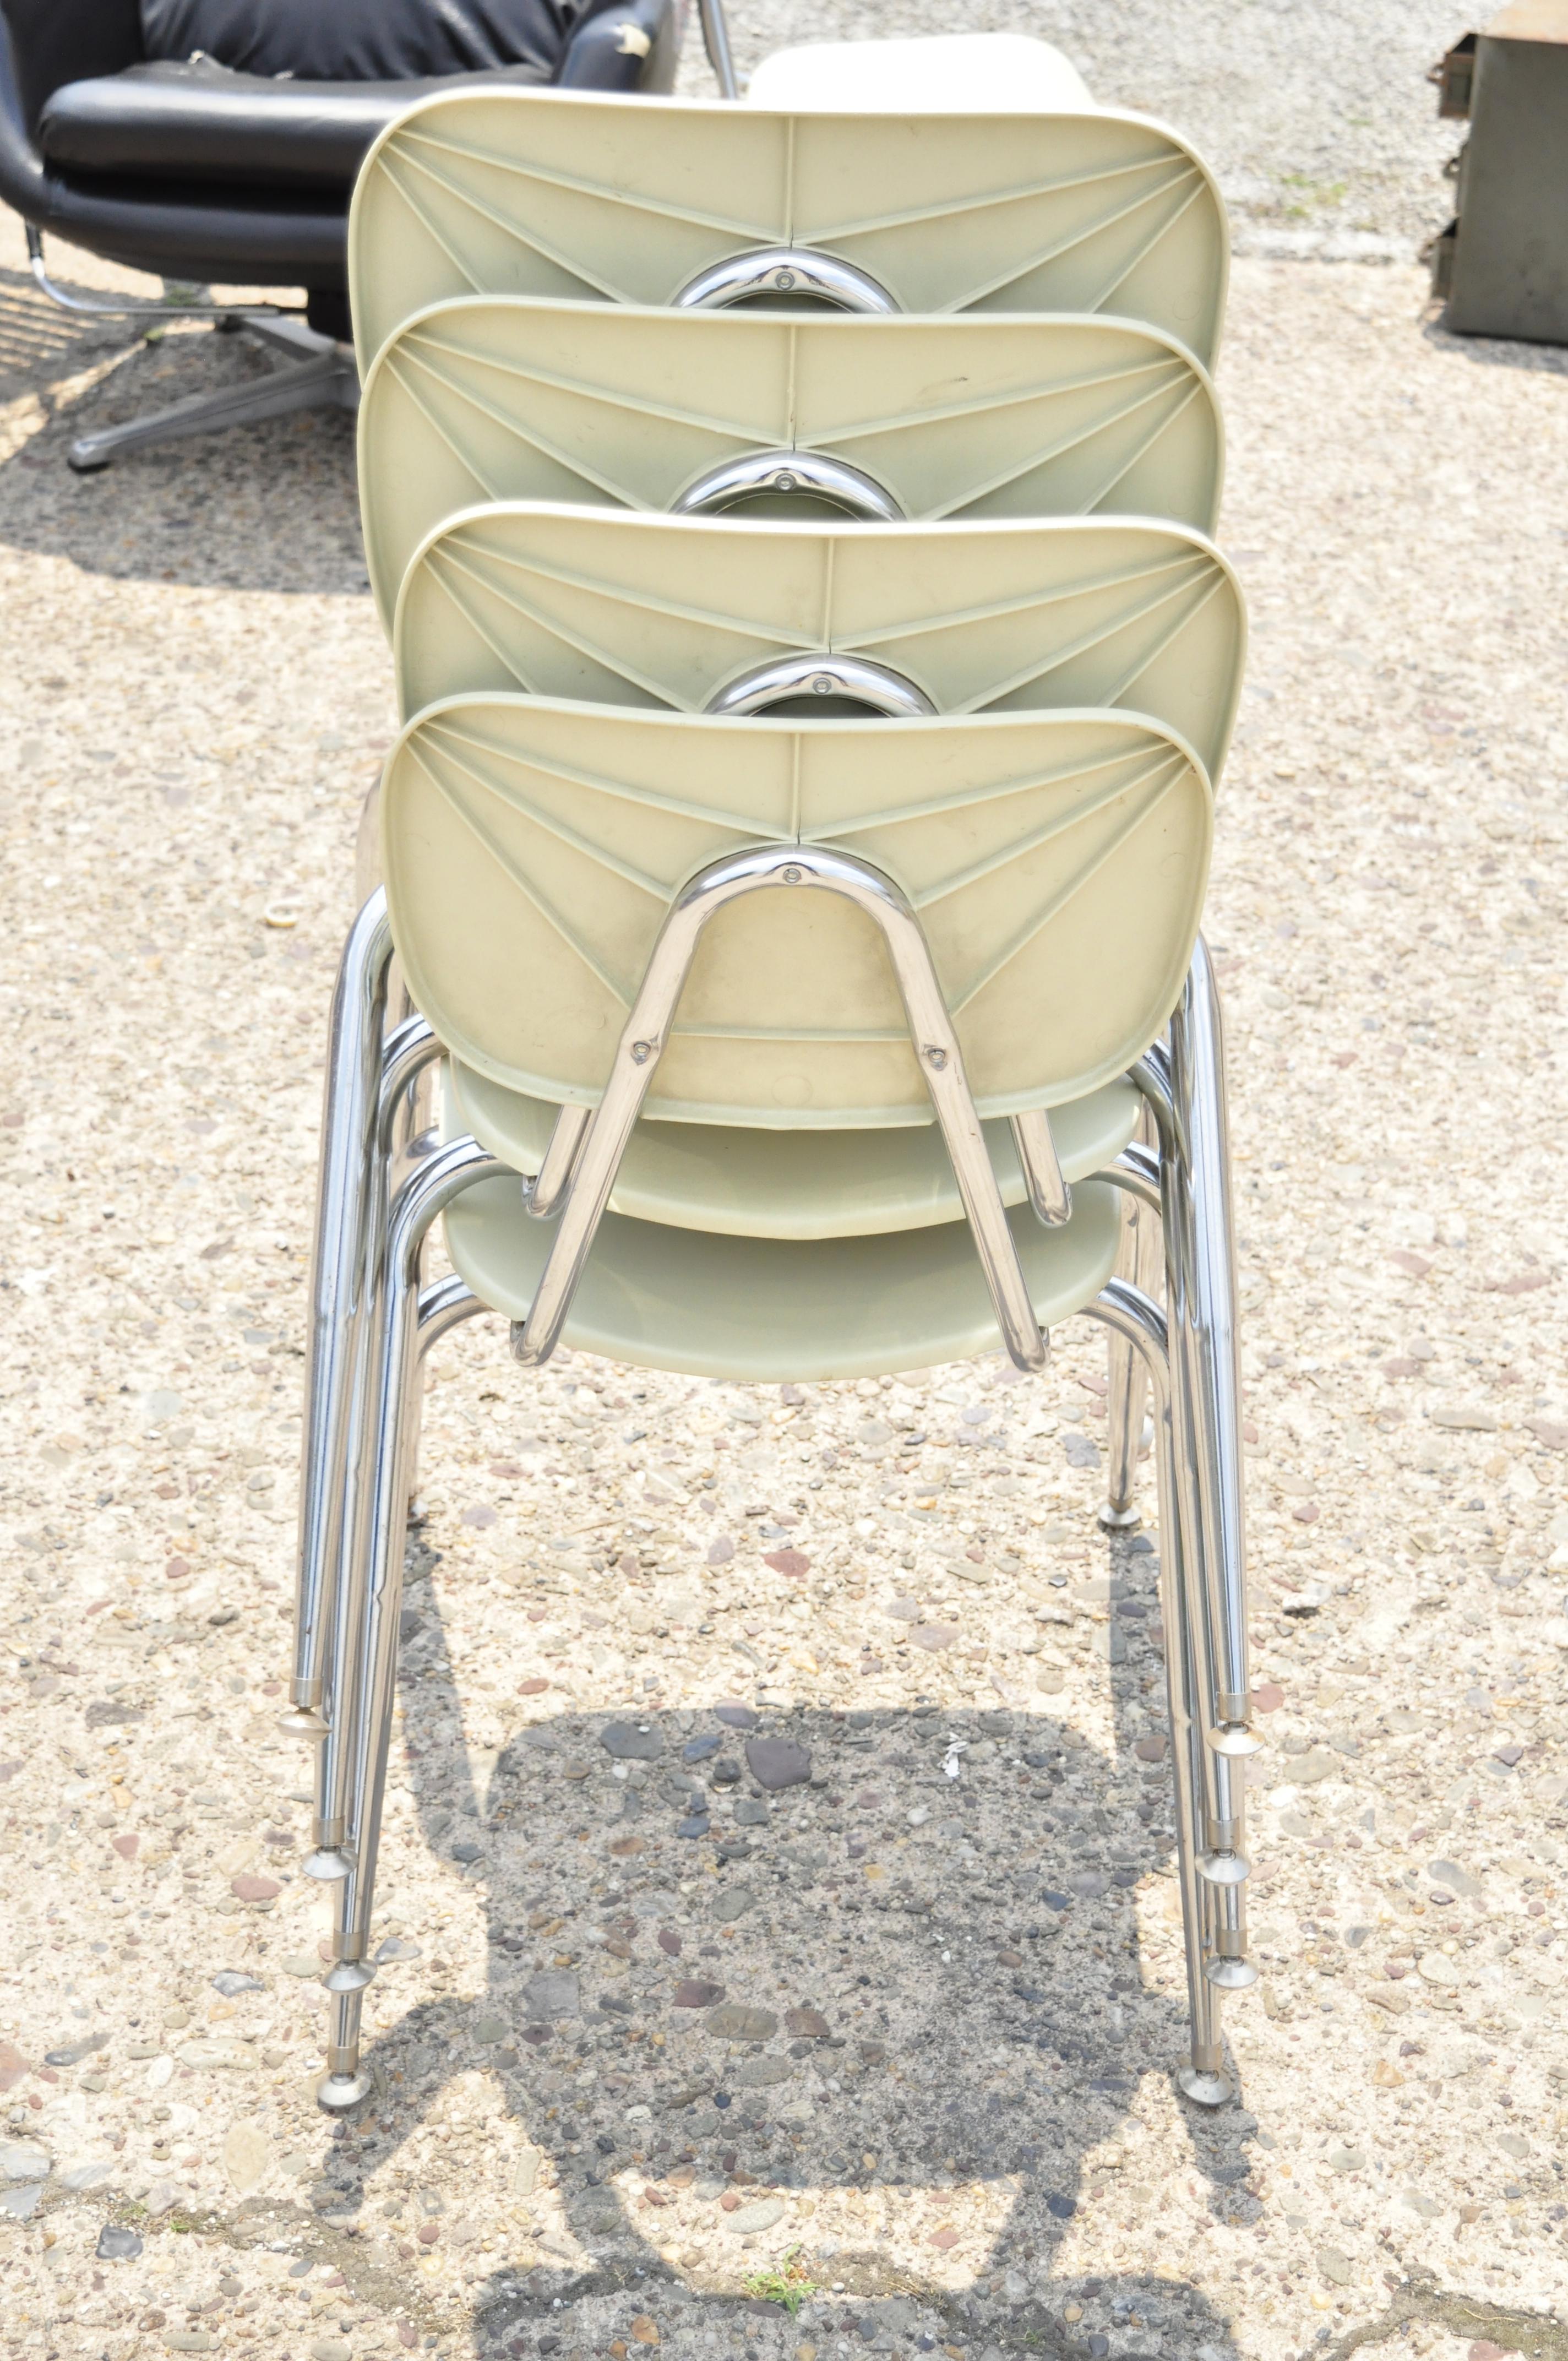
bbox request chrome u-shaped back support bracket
[508,842,1049,1376]
[675,246,897,312]
[674,448,903,520]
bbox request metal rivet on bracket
[630,1041,654,1065]
[924,1045,948,1069]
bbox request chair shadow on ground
[0,259,366,597]
[307,1541,1256,2360]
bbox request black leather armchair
[0,0,681,469]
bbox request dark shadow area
[1420,304,1568,377]
[304,1532,1253,2360]
[0,258,367,596]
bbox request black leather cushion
[140,0,586,83]
[40,55,557,187]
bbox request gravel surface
[677,1,1468,260]
[2,90,1568,2361]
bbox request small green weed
[742,2246,819,2316]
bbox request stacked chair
[284,27,1261,2119]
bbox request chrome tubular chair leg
[1084,1280,1230,2102]
[284,894,396,1749]
[1167,942,1252,1736]
[318,1141,504,2110]
[1134,961,1260,1983]
[1100,1106,1160,1529]
[513,843,1047,1376]
[696,0,739,100]
[307,1020,446,1886]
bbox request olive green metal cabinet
[1431,1,1568,343]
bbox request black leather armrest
[554,0,678,92]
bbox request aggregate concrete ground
[1,31,1567,2361]
[676,0,1470,260]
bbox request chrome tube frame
[1101,1111,1160,1526]
[1130,946,1259,1970]
[1010,1107,1071,1227]
[705,653,935,717]
[25,221,303,324]
[319,1140,504,2108]
[1084,1279,1229,2099]
[306,1017,446,1880]
[509,842,1048,1375]
[674,246,896,312]
[293,900,1252,2104]
[284,894,396,1743]
[696,0,740,99]
[674,449,903,521]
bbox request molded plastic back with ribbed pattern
[349,88,1227,373]
[393,506,1245,782]
[381,699,1212,1127]
[359,301,1223,624]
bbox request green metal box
[1434,1,1568,342]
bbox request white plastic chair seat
[746,36,1096,114]
[360,301,1223,624]
[394,506,1244,780]
[448,1059,1140,1238]
[383,698,1212,1126]
[441,1171,1123,1380]
[349,85,1226,372]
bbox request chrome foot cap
[1197,1848,1249,1888]
[322,1960,375,1995]
[1204,1956,1259,1990]
[1176,2066,1234,2108]
[302,1846,354,1883]
[315,2068,371,2113]
[1097,1502,1141,1532]
[277,1706,329,1740]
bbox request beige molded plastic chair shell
[358,300,1224,624]
[382,698,1212,1128]
[347,84,1227,374]
[445,1058,1140,1240]
[440,1172,1124,1381]
[393,505,1245,782]
[747,35,1097,115]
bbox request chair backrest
[393,505,1245,782]
[380,698,1211,1127]
[347,86,1227,373]
[358,298,1223,624]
